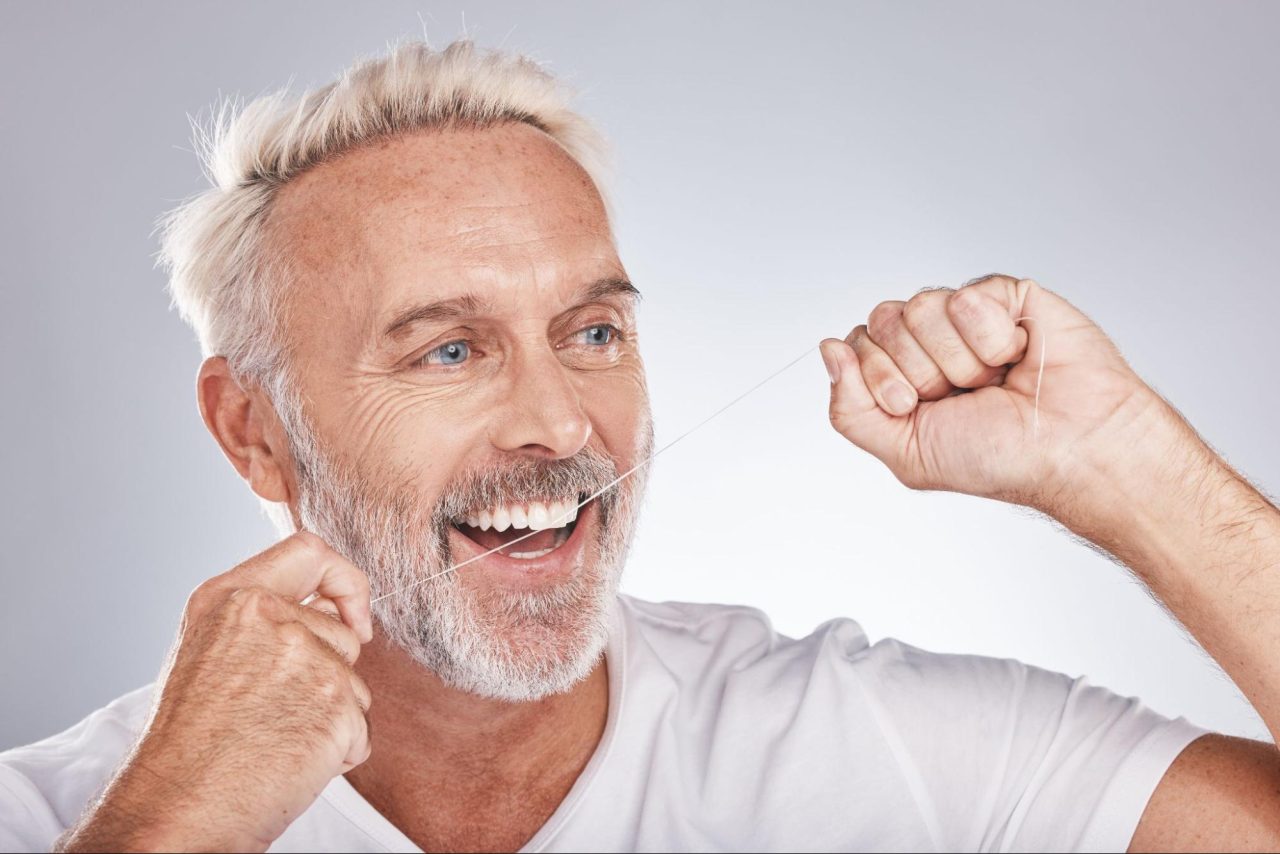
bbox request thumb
[821,338,902,462]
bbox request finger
[821,337,902,463]
[290,603,363,667]
[865,300,951,400]
[821,338,877,421]
[947,284,1028,366]
[956,273,1030,316]
[900,290,1004,389]
[233,532,373,643]
[341,694,372,771]
[348,669,373,715]
[848,326,918,416]
[303,595,342,620]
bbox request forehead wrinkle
[455,231,604,256]
[265,124,616,365]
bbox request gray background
[3,1,1278,748]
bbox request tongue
[460,525,561,554]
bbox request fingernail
[820,342,842,385]
[883,381,916,414]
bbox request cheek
[321,384,494,496]
[578,360,651,465]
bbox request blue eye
[425,340,470,366]
[579,325,616,346]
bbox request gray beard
[274,388,652,702]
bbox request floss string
[1012,315,1045,436]
[371,344,821,604]
[370,316,1046,604]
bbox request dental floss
[369,316,1047,604]
[371,344,821,604]
[1012,316,1045,436]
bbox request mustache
[431,444,622,525]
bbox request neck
[344,630,610,851]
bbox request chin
[384,499,623,703]
[419,575,616,703]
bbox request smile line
[369,343,820,605]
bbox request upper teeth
[462,498,579,532]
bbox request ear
[196,357,293,503]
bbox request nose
[488,348,592,460]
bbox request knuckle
[900,295,929,330]
[290,530,325,554]
[867,302,902,339]
[185,579,221,615]
[318,672,347,705]
[277,619,314,653]
[961,272,1017,288]
[948,286,985,316]
[322,667,358,710]
[228,584,278,618]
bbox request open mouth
[450,494,585,560]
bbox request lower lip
[446,501,595,588]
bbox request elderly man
[2,40,1278,852]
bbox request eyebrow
[581,276,642,305]
[382,294,490,340]
[380,277,641,341]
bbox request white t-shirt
[0,595,1207,852]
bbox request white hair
[156,41,650,699]
[158,39,611,393]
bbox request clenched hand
[59,532,373,853]
[820,274,1170,512]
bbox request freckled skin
[259,124,649,851]
[268,124,648,489]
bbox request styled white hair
[158,39,610,392]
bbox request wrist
[1036,387,1218,566]
[1039,387,1279,595]
[60,746,266,853]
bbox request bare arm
[821,274,1280,848]
[1055,410,1280,850]
[1131,734,1280,851]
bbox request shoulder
[618,595,871,685]
[0,684,154,847]
[618,594,905,725]
[617,595,1066,711]
[612,598,1206,850]
[615,595,1198,755]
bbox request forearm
[1053,400,1280,744]
[56,736,266,852]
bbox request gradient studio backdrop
[3,1,1278,748]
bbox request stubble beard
[277,392,653,702]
